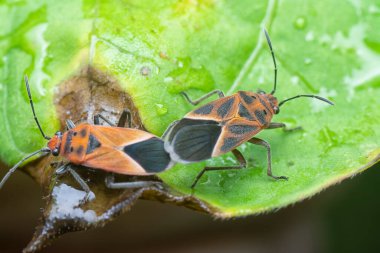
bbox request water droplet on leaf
[290,76,300,85]
[305,31,314,42]
[294,17,307,29]
[304,58,312,65]
[164,76,173,82]
[155,104,168,115]
[140,66,151,76]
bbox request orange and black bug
[0,76,174,200]
[163,29,334,188]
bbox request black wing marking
[238,103,254,120]
[86,134,102,155]
[193,104,214,115]
[228,124,258,135]
[123,137,171,173]
[217,97,235,118]
[171,123,222,162]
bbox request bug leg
[93,109,132,127]
[191,149,247,189]
[268,122,302,132]
[181,89,224,106]
[117,109,132,128]
[55,164,69,175]
[66,119,76,129]
[93,114,115,126]
[105,174,163,189]
[67,167,93,204]
[161,120,180,139]
[248,137,288,180]
[55,165,94,204]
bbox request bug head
[258,91,280,115]
[266,93,280,114]
[47,131,63,156]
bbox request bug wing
[186,94,240,122]
[89,126,152,147]
[82,126,172,175]
[212,118,263,157]
[82,146,147,175]
[165,119,222,163]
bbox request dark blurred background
[1,162,379,253]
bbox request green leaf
[1,0,379,222]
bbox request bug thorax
[47,131,63,156]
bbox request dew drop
[304,58,312,65]
[294,17,307,30]
[140,66,151,76]
[155,104,168,115]
[290,76,300,85]
[305,31,314,42]
[164,76,173,82]
[258,76,265,84]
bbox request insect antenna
[24,75,51,140]
[279,94,334,107]
[0,148,50,189]
[263,29,278,95]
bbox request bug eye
[257,89,266,94]
[274,107,280,114]
[52,148,60,156]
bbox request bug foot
[269,175,289,180]
[284,126,303,132]
[151,181,164,190]
[74,191,96,208]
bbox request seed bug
[0,76,174,200]
[163,29,334,188]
